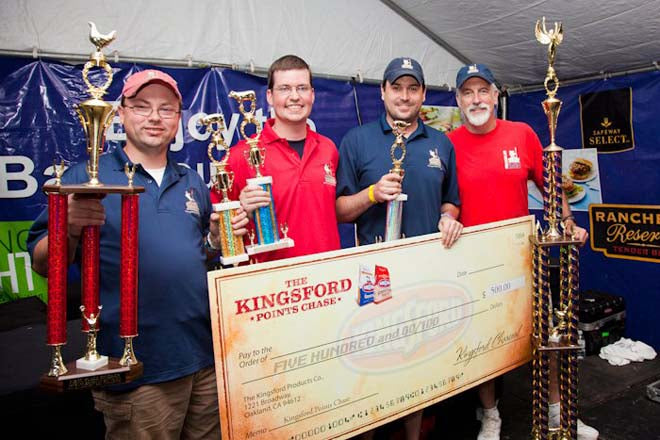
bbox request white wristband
[440,212,455,220]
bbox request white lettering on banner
[188,112,241,145]
[0,252,34,293]
[171,119,184,152]
[188,112,210,142]
[0,156,38,198]
[106,115,126,142]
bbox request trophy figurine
[202,113,249,266]
[40,22,143,392]
[229,90,294,255]
[75,305,108,370]
[384,120,410,241]
[530,17,582,440]
[75,21,118,187]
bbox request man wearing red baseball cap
[29,68,247,438]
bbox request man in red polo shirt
[216,55,340,262]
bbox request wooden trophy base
[40,358,143,392]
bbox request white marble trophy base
[247,176,273,186]
[220,253,250,265]
[76,354,109,371]
[246,238,295,255]
[212,200,241,211]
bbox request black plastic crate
[578,290,626,356]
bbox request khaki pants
[93,366,221,440]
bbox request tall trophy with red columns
[40,22,143,391]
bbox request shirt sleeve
[527,125,545,191]
[197,175,212,235]
[442,139,461,206]
[335,128,361,198]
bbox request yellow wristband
[368,184,377,204]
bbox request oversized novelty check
[208,215,534,439]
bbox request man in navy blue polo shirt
[335,57,463,439]
[28,69,247,439]
[336,57,462,247]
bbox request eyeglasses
[273,85,312,96]
[124,105,180,119]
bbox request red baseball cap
[121,69,182,102]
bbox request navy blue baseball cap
[456,64,496,88]
[383,57,425,86]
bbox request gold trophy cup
[384,120,410,241]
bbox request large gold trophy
[228,90,294,255]
[383,120,410,241]
[40,22,143,391]
[530,17,581,440]
[202,114,249,266]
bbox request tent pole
[508,61,660,94]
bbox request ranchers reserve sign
[589,204,660,263]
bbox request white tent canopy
[1,0,659,89]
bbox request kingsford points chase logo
[337,280,473,374]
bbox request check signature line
[242,309,489,385]
[453,334,528,367]
[270,299,480,361]
[269,393,379,431]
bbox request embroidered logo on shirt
[323,163,337,186]
[427,149,444,169]
[184,189,201,216]
[502,147,521,169]
[402,59,413,69]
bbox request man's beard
[463,103,492,127]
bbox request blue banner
[0,56,456,303]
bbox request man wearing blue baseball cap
[447,64,597,440]
[336,57,462,248]
[336,57,463,439]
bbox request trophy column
[119,189,139,366]
[46,189,68,377]
[40,23,143,392]
[531,17,581,440]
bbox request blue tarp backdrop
[1,57,658,349]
